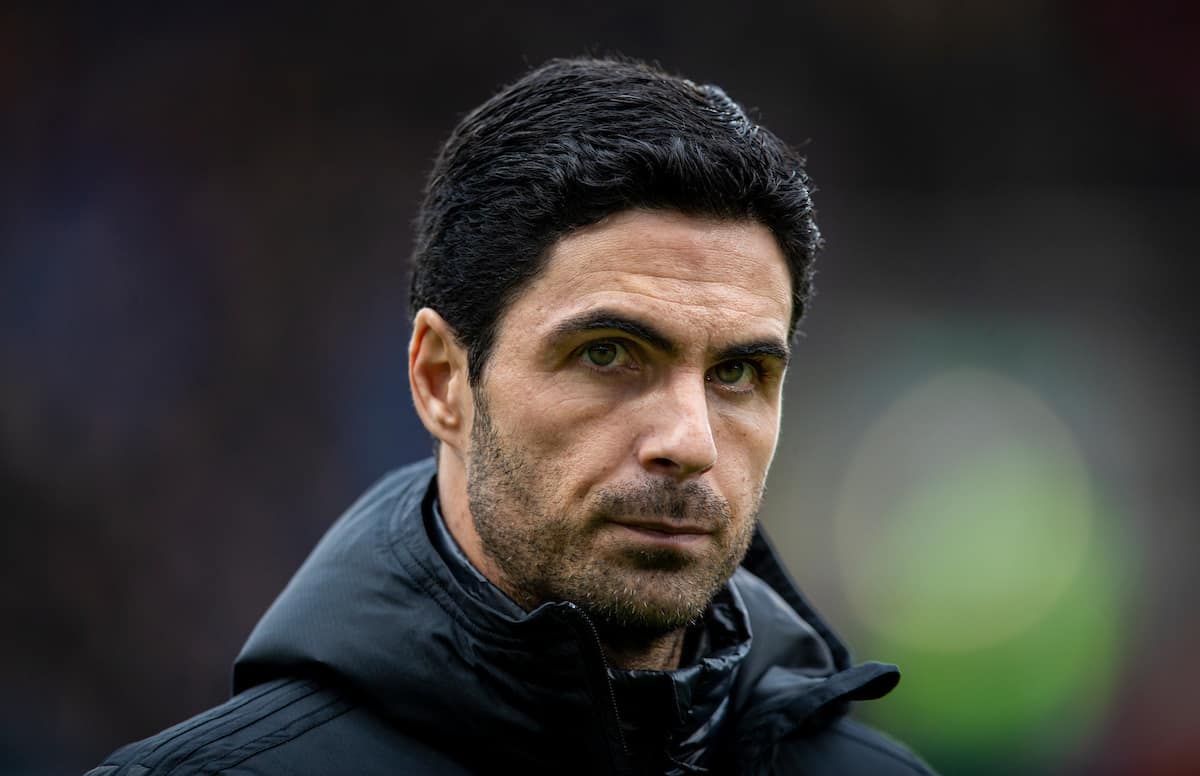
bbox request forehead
[501,210,794,347]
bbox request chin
[585,602,702,638]
[568,566,720,634]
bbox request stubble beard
[465,395,760,638]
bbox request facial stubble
[465,393,760,638]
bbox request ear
[408,307,473,455]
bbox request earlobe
[409,308,471,451]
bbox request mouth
[608,519,714,546]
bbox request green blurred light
[864,518,1125,767]
[832,368,1129,766]
[852,446,1093,651]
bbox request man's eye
[708,360,757,390]
[581,341,626,368]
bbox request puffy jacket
[88,459,935,775]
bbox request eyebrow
[550,311,677,354]
[715,340,791,367]
[549,309,790,365]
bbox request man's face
[465,209,793,634]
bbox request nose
[637,373,718,478]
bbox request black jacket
[88,459,935,775]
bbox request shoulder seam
[140,679,294,761]
[187,693,354,773]
[103,678,352,775]
[156,680,321,774]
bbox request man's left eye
[709,360,756,390]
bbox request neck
[599,625,688,671]
[437,445,507,586]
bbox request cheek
[714,401,780,456]
[713,408,780,498]
[491,381,636,485]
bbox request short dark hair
[409,57,822,385]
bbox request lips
[606,519,716,549]
[611,519,713,536]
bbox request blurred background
[1,2,1196,774]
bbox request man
[89,58,934,774]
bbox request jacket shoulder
[85,678,353,775]
[771,716,938,775]
[87,676,475,776]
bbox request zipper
[563,601,632,765]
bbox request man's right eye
[581,341,628,369]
